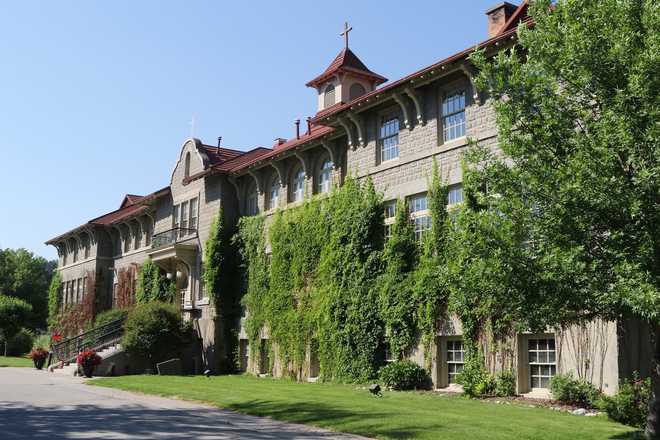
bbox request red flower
[28,348,49,361]
[76,350,102,367]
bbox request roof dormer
[307,23,387,113]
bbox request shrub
[495,370,517,397]
[32,333,52,350]
[94,308,129,328]
[602,374,651,429]
[122,302,189,367]
[550,373,600,407]
[378,360,431,390]
[458,354,495,397]
[1,328,34,356]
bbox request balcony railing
[151,228,197,249]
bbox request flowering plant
[28,347,49,361]
[76,350,102,367]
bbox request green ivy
[47,271,62,331]
[204,208,242,373]
[136,258,175,303]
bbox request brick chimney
[486,2,518,38]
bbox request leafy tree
[0,248,55,330]
[470,0,659,436]
[0,295,33,354]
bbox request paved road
[0,368,370,440]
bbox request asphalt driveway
[0,367,370,439]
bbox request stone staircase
[50,343,123,376]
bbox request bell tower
[306,22,387,113]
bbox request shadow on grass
[228,399,446,439]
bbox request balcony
[151,228,197,249]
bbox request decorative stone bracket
[346,113,366,148]
[404,87,425,126]
[459,63,482,105]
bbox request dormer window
[323,84,336,108]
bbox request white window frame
[448,184,464,205]
[409,194,431,241]
[268,177,280,210]
[292,168,305,203]
[528,337,557,389]
[442,91,466,142]
[383,200,396,239]
[447,339,465,384]
[379,115,400,163]
[317,159,333,194]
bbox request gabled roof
[199,144,244,166]
[120,194,145,209]
[306,48,387,88]
[45,186,170,244]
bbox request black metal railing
[49,317,125,365]
[151,228,197,249]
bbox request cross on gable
[340,22,352,49]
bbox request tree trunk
[647,324,659,440]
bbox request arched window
[323,84,336,108]
[317,159,333,194]
[291,167,305,202]
[184,152,191,179]
[246,182,259,216]
[268,176,280,210]
[349,83,366,101]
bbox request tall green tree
[0,295,32,354]
[0,248,55,330]
[470,0,659,436]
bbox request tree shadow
[608,431,645,440]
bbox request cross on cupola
[306,22,387,112]
[340,22,352,49]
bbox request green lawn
[0,356,33,367]
[89,375,638,440]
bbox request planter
[82,364,95,378]
[33,358,46,370]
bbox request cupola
[306,23,387,113]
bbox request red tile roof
[311,3,530,125]
[199,145,244,165]
[120,194,145,208]
[215,147,273,172]
[306,48,387,88]
[45,187,170,244]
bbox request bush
[378,360,431,391]
[550,373,600,407]
[1,328,34,356]
[495,370,517,397]
[94,308,129,328]
[602,374,650,429]
[122,302,189,366]
[32,333,52,350]
[458,354,495,397]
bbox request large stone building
[46,2,651,396]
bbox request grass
[89,375,639,440]
[0,356,33,367]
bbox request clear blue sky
[0,1,501,260]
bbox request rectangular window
[409,194,431,241]
[76,278,81,303]
[383,200,396,239]
[447,340,465,384]
[173,204,180,230]
[190,197,198,231]
[442,91,466,142]
[82,276,87,299]
[181,201,189,231]
[379,116,400,163]
[448,184,464,205]
[529,337,556,389]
